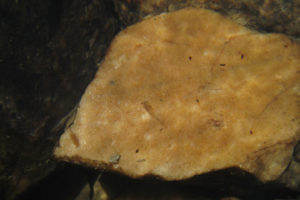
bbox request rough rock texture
[55,8,300,182]
[0,0,119,199]
[114,0,300,38]
[1,0,300,199]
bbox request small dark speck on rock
[189,56,192,61]
[219,63,226,66]
[109,80,116,85]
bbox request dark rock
[0,0,119,199]
[113,0,300,38]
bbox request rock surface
[55,8,300,182]
[2,0,300,199]
[114,0,300,38]
[0,0,119,199]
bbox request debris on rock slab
[54,8,300,183]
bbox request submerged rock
[55,8,300,182]
[114,0,300,38]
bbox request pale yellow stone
[54,8,300,181]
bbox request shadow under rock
[100,167,300,200]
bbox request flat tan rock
[54,8,300,181]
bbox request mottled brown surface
[55,8,300,182]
